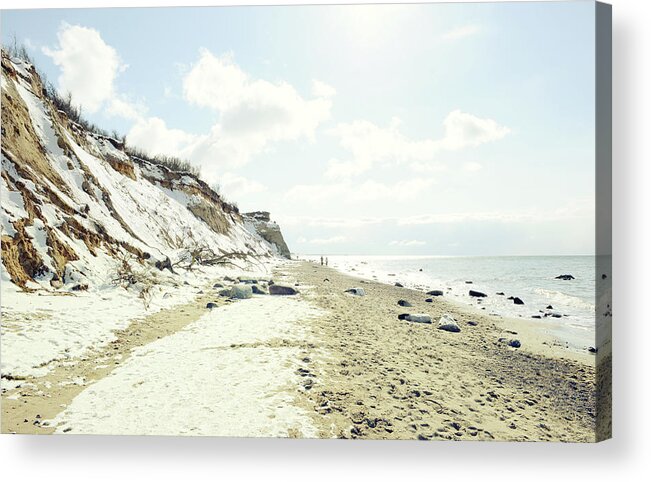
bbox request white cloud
[106,96,147,121]
[128,48,334,175]
[182,49,331,144]
[389,240,426,247]
[325,110,510,179]
[463,161,483,172]
[439,110,510,150]
[217,172,266,199]
[285,178,435,205]
[43,24,126,113]
[312,79,337,98]
[127,117,201,158]
[277,216,384,229]
[441,25,481,41]
[297,236,347,245]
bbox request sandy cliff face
[243,211,291,259]
[0,52,286,290]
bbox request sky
[1,1,597,256]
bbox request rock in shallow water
[469,290,487,298]
[555,274,575,280]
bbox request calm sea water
[303,255,606,348]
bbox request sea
[302,255,608,350]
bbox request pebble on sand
[344,287,366,296]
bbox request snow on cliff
[1,52,278,291]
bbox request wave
[532,288,595,312]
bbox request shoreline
[288,261,597,441]
[304,256,597,365]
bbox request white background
[1,0,649,480]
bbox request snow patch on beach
[51,295,323,437]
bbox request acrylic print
[0,1,611,441]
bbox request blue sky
[1,2,597,255]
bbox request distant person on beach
[320,256,323,266]
[325,257,329,266]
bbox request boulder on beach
[507,339,521,348]
[467,320,478,326]
[395,282,404,287]
[426,290,444,296]
[237,276,258,285]
[269,285,298,296]
[546,305,554,310]
[229,284,253,299]
[469,290,487,298]
[512,297,524,305]
[437,314,461,332]
[398,300,413,307]
[398,313,432,324]
[251,285,267,295]
[496,292,505,296]
[425,298,433,303]
[213,282,224,289]
[555,274,575,280]
[344,287,366,296]
[206,302,218,309]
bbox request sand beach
[1,260,602,441]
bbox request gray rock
[238,277,258,285]
[437,314,461,332]
[507,339,521,348]
[512,297,524,305]
[344,287,366,296]
[469,290,487,298]
[212,283,224,289]
[269,284,298,295]
[229,284,253,299]
[395,282,404,287]
[427,290,444,296]
[397,300,413,307]
[398,313,432,324]
[425,298,433,303]
[206,302,218,309]
[251,285,267,295]
[555,274,575,280]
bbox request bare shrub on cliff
[173,242,264,272]
[110,253,158,309]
